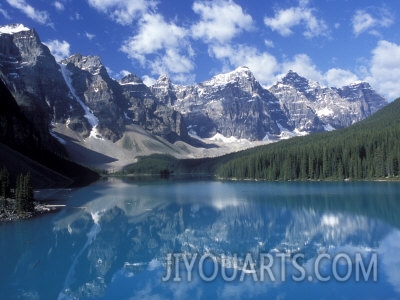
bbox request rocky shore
[0,198,61,223]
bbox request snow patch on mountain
[0,23,388,150]
[293,128,309,136]
[187,127,201,139]
[209,133,251,144]
[58,63,102,139]
[323,124,336,131]
[0,24,30,35]
[277,123,297,140]
[120,81,142,86]
[316,107,334,117]
[203,66,253,87]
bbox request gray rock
[61,54,126,141]
[0,26,87,146]
[119,74,189,142]
[150,67,387,141]
[151,67,290,140]
[0,23,388,148]
[270,71,387,133]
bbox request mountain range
[0,23,388,175]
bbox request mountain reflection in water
[1,179,400,299]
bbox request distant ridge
[129,97,400,180]
[0,23,390,173]
[215,97,400,180]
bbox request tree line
[215,98,400,181]
[0,167,34,213]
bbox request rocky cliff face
[0,23,388,150]
[119,74,188,142]
[0,25,89,141]
[270,71,387,133]
[151,67,290,140]
[151,67,387,141]
[60,54,127,141]
[0,24,189,144]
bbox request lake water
[1,179,400,299]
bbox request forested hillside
[215,98,400,180]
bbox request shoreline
[108,172,400,183]
[1,186,75,223]
[0,199,63,223]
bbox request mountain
[0,24,189,144]
[59,54,127,141]
[214,96,400,180]
[0,24,87,148]
[130,96,400,179]
[269,70,386,133]
[151,67,387,141]
[0,23,389,172]
[151,67,289,140]
[0,77,98,188]
[119,73,189,143]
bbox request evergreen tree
[15,174,23,213]
[15,172,34,213]
[214,98,400,181]
[0,167,10,209]
[23,172,34,211]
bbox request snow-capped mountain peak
[119,74,144,85]
[280,70,319,90]
[269,70,386,134]
[157,74,171,82]
[0,24,30,35]
[204,66,255,87]
[0,23,388,148]
[62,54,106,76]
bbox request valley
[0,23,391,180]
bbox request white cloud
[264,0,328,38]
[121,14,188,62]
[281,54,324,82]
[209,44,279,85]
[352,8,394,36]
[365,40,400,100]
[0,5,10,19]
[6,0,51,25]
[281,54,360,88]
[380,230,400,294]
[325,68,359,87]
[162,49,194,74]
[118,70,130,78]
[146,51,196,84]
[207,45,361,89]
[191,0,253,43]
[53,1,64,11]
[44,39,70,62]
[85,32,95,40]
[87,0,156,25]
[121,13,195,84]
[264,39,275,48]
[352,11,375,36]
[277,41,400,100]
[142,75,157,86]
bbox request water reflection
[1,179,400,299]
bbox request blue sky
[1,0,400,101]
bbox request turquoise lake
[1,179,400,299]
